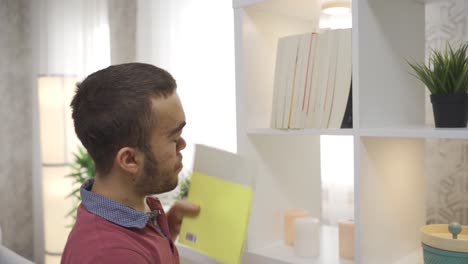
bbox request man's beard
[135,148,178,195]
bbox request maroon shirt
[61,180,179,264]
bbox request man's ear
[115,147,143,174]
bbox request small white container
[294,217,320,257]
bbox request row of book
[270,28,352,129]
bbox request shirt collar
[80,178,161,229]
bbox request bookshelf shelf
[247,225,354,264]
[391,249,423,264]
[247,128,355,136]
[359,127,468,139]
[177,243,218,264]
[413,0,447,3]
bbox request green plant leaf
[66,188,80,199]
[64,146,95,228]
[407,42,468,94]
[66,206,78,218]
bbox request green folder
[178,145,253,264]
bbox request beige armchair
[0,226,34,264]
[0,244,34,264]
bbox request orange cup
[284,209,310,245]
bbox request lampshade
[37,1,110,262]
[319,0,352,29]
[38,0,110,77]
[42,166,75,254]
[321,0,351,15]
[38,76,80,164]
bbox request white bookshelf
[178,243,219,264]
[360,126,468,139]
[243,126,468,140]
[179,226,354,264]
[391,249,423,264]
[247,128,355,136]
[228,0,458,263]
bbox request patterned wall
[0,0,35,259]
[425,0,468,225]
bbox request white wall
[136,0,237,174]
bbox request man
[62,63,200,263]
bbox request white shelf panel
[413,0,447,3]
[246,126,468,138]
[247,225,354,264]
[233,0,265,8]
[177,243,219,264]
[392,249,423,264]
[359,126,468,139]
[247,128,355,136]
[233,0,321,21]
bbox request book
[305,31,324,128]
[271,35,299,128]
[272,29,352,129]
[321,29,340,128]
[300,32,318,128]
[311,30,331,128]
[340,82,353,129]
[328,28,352,129]
[178,144,253,264]
[270,36,288,128]
[290,33,312,129]
[283,35,301,129]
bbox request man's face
[135,93,186,195]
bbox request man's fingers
[167,200,201,239]
[174,200,200,217]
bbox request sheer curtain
[136,0,237,189]
[320,136,354,226]
[38,0,110,78]
[37,1,110,263]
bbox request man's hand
[166,200,200,240]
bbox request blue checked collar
[80,178,158,229]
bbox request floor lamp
[38,75,80,264]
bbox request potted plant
[174,173,191,201]
[65,147,95,226]
[407,42,468,128]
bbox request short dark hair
[71,63,177,175]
